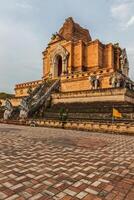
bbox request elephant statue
[89,75,101,89]
[3,99,13,120]
[19,97,29,120]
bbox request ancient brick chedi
[15,17,131,97]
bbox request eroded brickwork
[14,17,129,96]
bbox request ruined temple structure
[15,17,131,95]
[12,17,134,120]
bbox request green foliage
[59,108,68,121]
[0,92,14,100]
[51,33,56,40]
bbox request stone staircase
[0,79,60,120]
[28,79,60,118]
[43,101,134,121]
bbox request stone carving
[18,79,60,119]
[95,75,101,89]
[125,79,134,90]
[117,74,125,88]
[109,72,132,88]
[3,99,13,120]
[19,83,45,119]
[109,73,118,88]
[89,75,101,89]
[19,97,29,120]
[50,44,69,77]
[120,48,129,76]
[30,83,47,106]
[28,79,60,117]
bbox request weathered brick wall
[52,88,134,104]
[103,44,114,69]
[15,80,42,97]
[60,70,113,92]
[86,40,99,68]
[42,37,116,80]
[15,18,124,97]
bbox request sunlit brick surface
[0,124,134,200]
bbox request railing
[39,79,60,104]
[28,79,60,117]
[61,68,114,80]
[15,80,42,89]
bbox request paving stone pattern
[0,124,134,200]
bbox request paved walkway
[0,124,134,200]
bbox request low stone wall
[28,120,134,134]
[1,119,134,134]
[15,79,42,97]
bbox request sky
[0,0,134,93]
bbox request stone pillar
[50,61,53,77]
[62,58,67,74]
[53,60,58,78]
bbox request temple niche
[15,17,133,97]
[50,44,69,78]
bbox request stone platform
[37,88,133,121]
[0,124,134,200]
[52,88,134,104]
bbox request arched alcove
[53,54,63,77]
[57,55,62,77]
[50,45,69,78]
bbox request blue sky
[0,0,134,93]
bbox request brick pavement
[0,124,134,200]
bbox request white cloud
[111,3,131,20]
[111,1,134,29]
[126,16,134,27]
[16,1,32,9]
